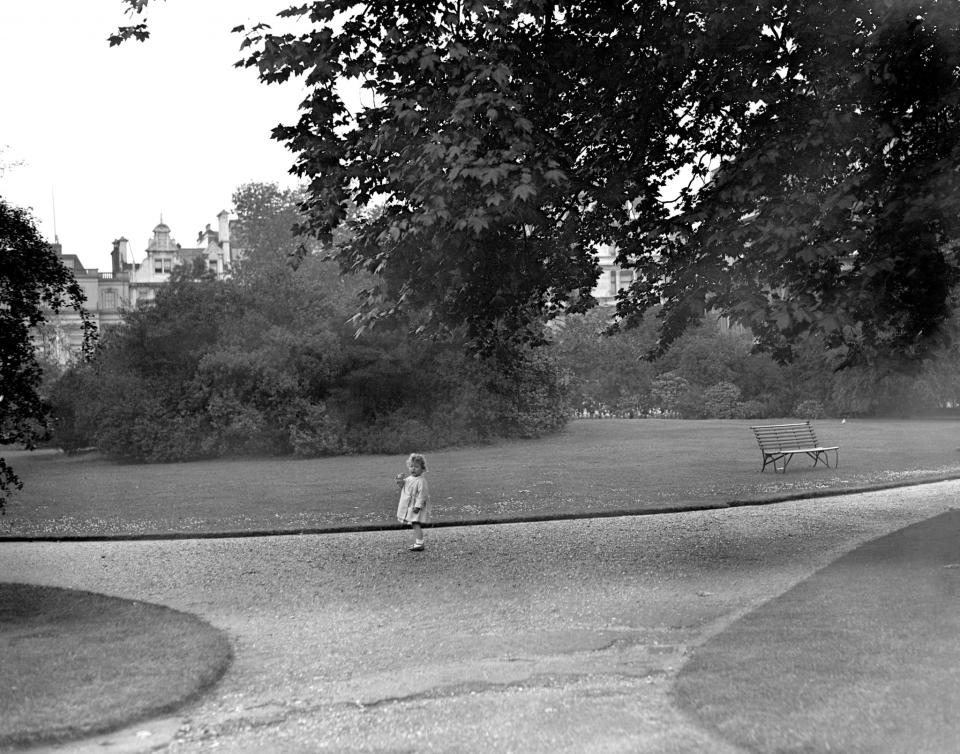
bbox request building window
[154,257,172,274]
[208,259,218,272]
[608,269,618,296]
[102,289,117,310]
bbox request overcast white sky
[0,0,308,272]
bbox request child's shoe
[409,541,425,552]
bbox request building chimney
[217,210,231,264]
[111,237,132,274]
[118,237,131,265]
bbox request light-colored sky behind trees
[1,0,307,272]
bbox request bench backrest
[751,421,820,451]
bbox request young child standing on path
[396,453,429,551]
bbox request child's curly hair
[408,452,427,471]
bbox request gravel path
[3,481,957,753]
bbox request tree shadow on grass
[0,583,231,748]
[674,508,960,753]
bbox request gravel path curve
[2,481,957,753]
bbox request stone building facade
[37,212,237,366]
[588,244,745,334]
[591,244,635,305]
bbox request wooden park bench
[750,421,839,473]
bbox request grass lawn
[674,508,960,753]
[3,418,960,538]
[0,583,231,748]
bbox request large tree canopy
[632,1,960,369]
[116,1,960,365]
[0,198,94,506]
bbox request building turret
[148,219,179,252]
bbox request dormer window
[154,257,172,274]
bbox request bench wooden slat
[749,421,839,473]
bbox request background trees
[550,314,790,420]
[548,309,656,415]
[50,183,570,461]
[551,308,960,420]
[1,198,93,507]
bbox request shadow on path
[675,508,960,753]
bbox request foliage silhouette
[0,199,94,508]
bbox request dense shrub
[44,367,99,452]
[649,372,692,416]
[552,315,797,419]
[288,402,347,456]
[341,413,436,455]
[734,399,769,420]
[549,308,655,413]
[702,381,743,419]
[794,399,827,420]
[552,308,960,420]
[49,257,572,461]
[475,350,571,437]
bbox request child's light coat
[396,475,429,524]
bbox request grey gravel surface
[2,481,957,753]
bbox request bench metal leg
[761,453,787,472]
[768,453,789,473]
[813,449,839,469]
